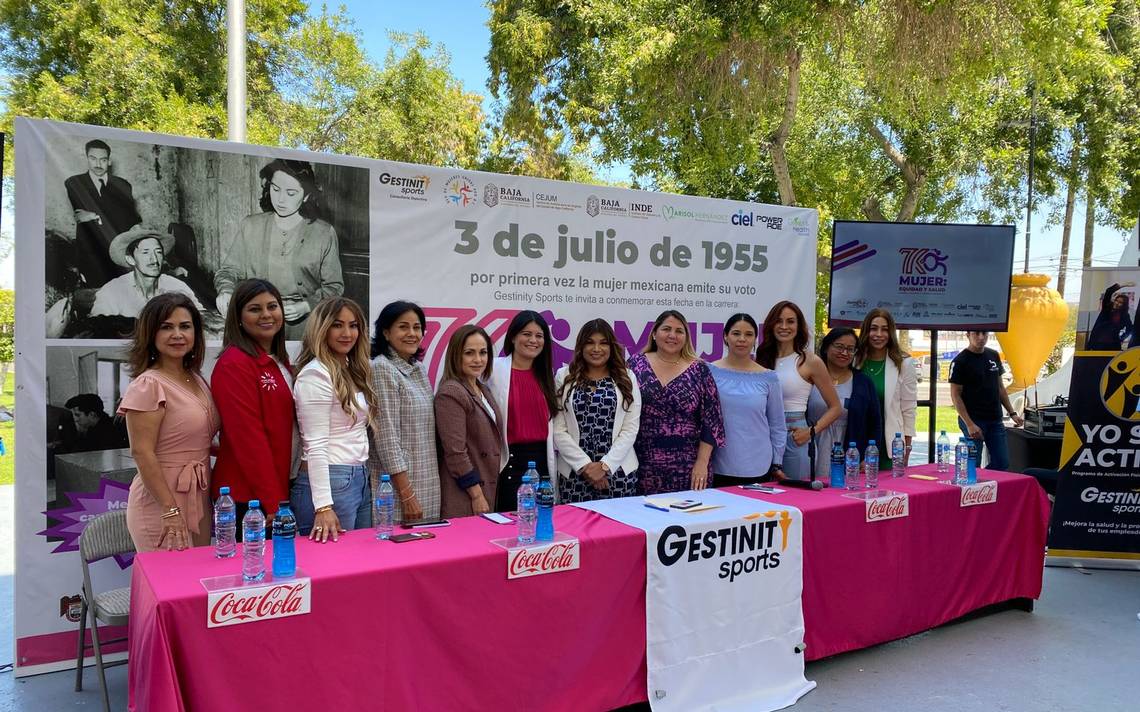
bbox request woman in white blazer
[486,310,559,510]
[855,308,917,472]
[553,319,642,502]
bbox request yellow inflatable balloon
[995,273,1068,391]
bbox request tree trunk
[1057,141,1080,296]
[768,46,802,207]
[1082,186,1095,269]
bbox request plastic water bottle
[535,467,555,542]
[955,438,970,485]
[214,486,236,559]
[829,442,846,489]
[936,431,951,474]
[891,432,906,478]
[516,471,537,546]
[242,500,266,582]
[375,474,395,540]
[271,501,297,578]
[865,440,879,490]
[844,442,860,491]
[966,439,979,484]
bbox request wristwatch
[600,462,611,474]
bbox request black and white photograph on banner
[43,135,370,340]
[1075,267,1140,351]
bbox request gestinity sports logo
[655,511,793,583]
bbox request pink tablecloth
[129,507,647,712]
[130,466,1049,710]
[733,465,1051,661]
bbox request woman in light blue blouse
[709,313,787,486]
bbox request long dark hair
[221,279,289,364]
[503,310,558,418]
[756,300,809,369]
[258,159,324,221]
[819,327,858,368]
[557,319,635,411]
[723,313,759,340]
[127,293,205,376]
[855,308,905,371]
[371,300,427,361]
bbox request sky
[1,0,1133,297]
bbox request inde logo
[207,580,311,628]
[507,539,580,580]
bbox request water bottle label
[959,481,998,507]
[204,578,312,628]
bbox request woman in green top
[854,308,917,470]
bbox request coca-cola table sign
[958,480,999,508]
[490,532,581,580]
[844,489,910,522]
[201,572,312,628]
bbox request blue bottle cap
[868,440,876,445]
[219,486,230,495]
[527,461,537,468]
[849,442,856,447]
[249,499,260,509]
[895,432,902,438]
[381,473,391,481]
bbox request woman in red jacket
[211,278,297,530]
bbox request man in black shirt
[949,331,1023,471]
[62,394,129,452]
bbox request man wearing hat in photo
[90,227,204,318]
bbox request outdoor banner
[1048,267,1140,567]
[574,489,813,712]
[827,220,1015,331]
[13,117,818,673]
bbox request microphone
[781,478,826,491]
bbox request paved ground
[0,484,1136,711]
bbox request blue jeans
[958,417,1010,472]
[290,463,372,536]
[783,411,811,480]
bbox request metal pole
[928,330,938,463]
[226,0,247,143]
[1023,84,1037,273]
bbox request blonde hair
[642,309,698,360]
[295,297,379,428]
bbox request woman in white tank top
[756,301,842,480]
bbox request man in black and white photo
[90,227,203,318]
[62,394,128,453]
[64,139,142,287]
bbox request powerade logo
[897,247,949,292]
[655,513,791,583]
[731,210,784,230]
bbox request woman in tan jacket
[435,325,505,518]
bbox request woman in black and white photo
[213,159,345,340]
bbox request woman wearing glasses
[807,328,882,480]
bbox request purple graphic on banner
[832,239,878,270]
[39,478,133,568]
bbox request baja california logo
[865,493,909,522]
[960,481,998,507]
[483,183,499,207]
[507,539,580,579]
[207,580,311,628]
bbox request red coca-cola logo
[508,542,578,577]
[867,495,907,520]
[209,583,308,625]
[962,482,997,505]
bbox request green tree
[0,289,13,394]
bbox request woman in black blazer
[806,328,882,478]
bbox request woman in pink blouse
[487,310,559,511]
[119,293,219,552]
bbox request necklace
[863,358,886,377]
[656,354,681,365]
